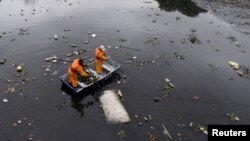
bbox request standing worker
[95,45,108,74]
[68,58,88,88]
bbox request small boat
[60,60,120,94]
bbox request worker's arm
[97,53,108,61]
[76,67,88,77]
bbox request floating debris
[71,44,77,47]
[0,59,6,65]
[174,52,184,60]
[134,115,138,119]
[99,90,130,124]
[91,34,96,38]
[228,61,239,69]
[163,81,175,94]
[54,34,58,40]
[162,124,172,140]
[227,113,240,121]
[51,70,58,76]
[192,96,199,100]
[5,86,16,93]
[209,64,219,71]
[16,65,23,73]
[3,99,8,103]
[84,41,89,44]
[146,132,158,141]
[153,96,160,103]
[117,130,127,141]
[188,33,201,44]
[190,122,208,135]
[226,36,237,42]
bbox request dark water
[0,0,250,140]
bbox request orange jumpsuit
[95,48,108,74]
[68,59,88,88]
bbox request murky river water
[0,0,250,140]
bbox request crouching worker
[68,58,88,88]
[95,45,108,74]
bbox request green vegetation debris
[117,130,127,141]
[227,113,240,121]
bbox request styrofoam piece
[99,90,130,124]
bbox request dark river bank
[0,0,250,141]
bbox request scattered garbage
[227,113,240,121]
[228,61,250,79]
[188,33,201,44]
[91,34,96,38]
[54,34,58,40]
[16,65,23,73]
[209,64,219,71]
[84,40,89,44]
[162,124,172,140]
[99,90,130,124]
[71,44,78,47]
[189,122,208,135]
[146,132,158,141]
[2,99,8,103]
[153,96,160,103]
[4,86,16,93]
[192,96,199,100]
[228,61,239,69]
[163,78,175,94]
[51,71,58,76]
[117,130,127,141]
[0,59,6,65]
[174,52,184,60]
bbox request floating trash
[51,70,58,76]
[84,41,89,44]
[54,34,58,40]
[0,59,6,65]
[190,122,208,135]
[228,61,239,69]
[117,130,127,141]
[71,44,77,47]
[227,113,240,121]
[16,65,22,73]
[153,96,160,103]
[91,34,96,38]
[146,132,158,141]
[188,33,201,44]
[192,96,199,100]
[163,79,175,94]
[174,52,184,60]
[99,90,130,124]
[3,99,8,103]
[209,64,219,71]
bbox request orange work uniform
[95,48,108,74]
[68,59,88,88]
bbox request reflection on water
[22,0,38,5]
[155,0,207,17]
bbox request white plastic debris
[165,78,170,83]
[16,65,22,72]
[99,90,130,124]
[3,99,8,103]
[228,61,239,69]
[54,34,58,40]
[91,34,96,38]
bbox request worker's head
[100,45,106,52]
[78,58,84,67]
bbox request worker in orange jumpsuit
[68,59,88,88]
[95,45,108,74]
